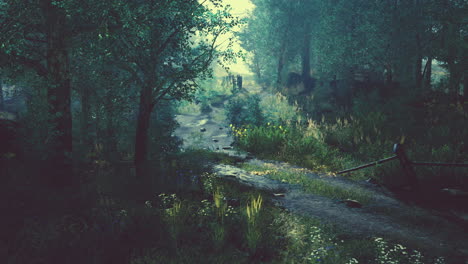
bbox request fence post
[393,143,418,190]
[237,75,243,90]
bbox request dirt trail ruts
[173,95,468,262]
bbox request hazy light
[211,0,256,76]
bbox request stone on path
[339,199,362,208]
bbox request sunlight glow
[213,0,256,77]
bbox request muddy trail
[173,94,468,262]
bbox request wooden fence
[337,143,468,189]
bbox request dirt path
[174,96,468,262]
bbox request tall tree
[0,0,114,186]
[102,0,239,182]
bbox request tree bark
[80,85,93,156]
[0,80,4,111]
[103,83,119,161]
[253,53,262,81]
[415,34,423,89]
[42,0,73,187]
[447,58,459,100]
[302,24,312,90]
[134,84,154,182]
[463,73,468,104]
[276,39,286,86]
[423,57,432,90]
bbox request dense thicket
[0,0,239,187]
[236,0,467,190]
[241,0,467,99]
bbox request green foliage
[226,94,264,127]
[176,101,201,115]
[242,163,373,204]
[232,121,340,171]
[149,103,181,160]
[245,194,263,253]
[260,92,301,124]
[3,149,452,264]
[374,237,447,264]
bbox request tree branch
[154,28,182,58]
[8,53,47,77]
[113,61,144,87]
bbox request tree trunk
[253,53,262,81]
[447,58,459,99]
[104,86,119,161]
[415,34,423,89]
[424,57,432,90]
[463,73,468,104]
[276,39,286,86]
[43,0,73,187]
[80,85,93,156]
[134,85,154,182]
[301,25,312,90]
[0,80,4,111]
[445,23,460,101]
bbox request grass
[176,100,201,115]
[241,163,374,204]
[3,148,454,264]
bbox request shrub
[260,93,301,124]
[226,94,264,127]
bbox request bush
[260,93,301,124]
[232,121,340,171]
[226,94,264,127]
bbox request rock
[222,146,233,150]
[450,210,468,222]
[200,128,206,132]
[226,198,240,207]
[339,199,362,208]
[366,178,379,185]
[441,188,468,198]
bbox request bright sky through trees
[212,0,256,76]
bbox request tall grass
[245,194,263,253]
[260,92,301,124]
[242,164,373,204]
[231,120,342,172]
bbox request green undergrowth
[226,92,468,191]
[3,149,453,263]
[241,163,373,204]
[127,174,449,264]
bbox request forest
[0,0,467,263]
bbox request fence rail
[337,155,398,174]
[412,162,468,167]
[337,143,468,189]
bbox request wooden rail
[412,162,468,167]
[337,155,398,174]
[337,143,467,190]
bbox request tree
[239,0,299,87]
[0,0,114,187]
[101,0,240,182]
